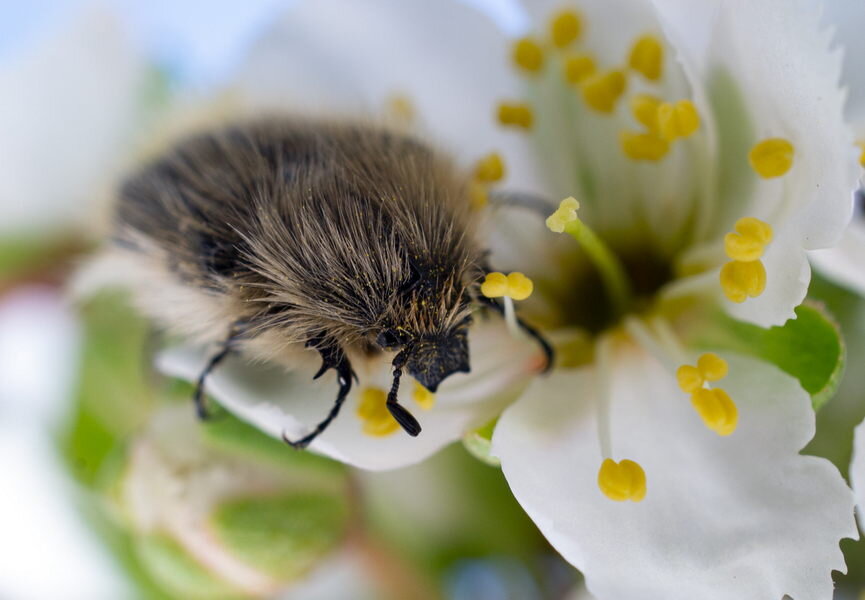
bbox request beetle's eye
[376,330,403,349]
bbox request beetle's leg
[283,340,355,449]
[192,322,246,420]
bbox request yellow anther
[581,70,627,113]
[497,102,534,129]
[597,458,646,502]
[356,387,399,437]
[550,10,582,48]
[628,35,663,81]
[676,364,704,394]
[620,131,669,161]
[724,217,773,262]
[857,141,865,167]
[749,138,795,178]
[480,271,534,301]
[412,381,435,410]
[512,37,545,73]
[563,53,596,84]
[697,353,728,381]
[657,99,700,140]
[473,152,506,183]
[720,260,767,303]
[468,181,489,209]
[384,93,415,125]
[545,196,580,233]
[630,94,661,131]
[691,388,738,436]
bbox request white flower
[0,7,149,238]
[808,0,865,295]
[155,0,862,597]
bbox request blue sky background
[0,0,527,87]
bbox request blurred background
[1,1,864,599]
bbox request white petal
[158,319,543,471]
[821,0,865,119]
[494,342,856,600]
[852,419,865,533]
[234,0,544,193]
[809,218,865,297]
[653,0,859,327]
[0,7,147,236]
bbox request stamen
[512,37,545,73]
[581,70,627,113]
[720,260,767,302]
[473,152,506,183]
[384,93,415,126]
[482,271,533,338]
[724,217,773,262]
[563,53,596,84]
[720,217,772,302]
[547,197,632,316]
[857,141,865,167]
[691,388,738,436]
[597,458,647,502]
[357,387,399,437]
[630,94,661,131]
[657,99,700,140]
[676,353,738,436]
[412,381,435,410]
[480,271,534,301]
[497,102,534,129]
[749,138,795,178]
[469,181,489,209]
[619,131,669,161]
[628,35,663,81]
[549,10,582,48]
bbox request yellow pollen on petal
[857,140,865,167]
[676,364,704,394]
[620,131,669,161]
[630,94,661,131]
[473,152,506,183]
[691,388,738,436]
[356,387,400,437]
[628,35,663,81]
[550,10,583,48]
[545,196,580,232]
[512,37,545,73]
[497,102,534,129]
[480,271,534,300]
[581,70,627,113]
[697,353,728,381]
[749,138,795,178]
[657,99,700,141]
[724,217,774,262]
[598,458,647,502]
[720,260,767,303]
[563,53,596,84]
[412,381,436,410]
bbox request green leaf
[135,535,243,600]
[211,494,349,581]
[462,418,501,467]
[691,303,845,410]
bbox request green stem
[564,219,632,317]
